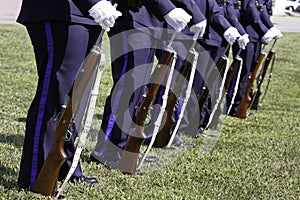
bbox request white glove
[261,29,274,44]
[223,27,241,45]
[270,27,283,39]
[190,20,207,37]
[89,0,122,31]
[164,8,192,32]
[237,34,250,50]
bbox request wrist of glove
[89,0,122,31]
[190,20,207,38]
[237,34,250,50]
[261,29,274,44]
[164,8,192,32]
[270,27,283,39]
[223,27,241,45]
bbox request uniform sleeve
[142,0,176,21]
[242,0,269,36]
[259,0,274,29]
[225,0,247,35]
[172,0,206,27]
[71,0,102,14]
[209,0,231,33]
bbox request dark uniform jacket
[240,0,269,42]
[222,0,247,36]
[16,0,108,25]
[113,0,206,39]
[182,0,233,47]
[258,0,274,29]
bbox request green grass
[0,24,299,199]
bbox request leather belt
[255,0,264,11]
[216,0,227,7]
[233,1,242,10]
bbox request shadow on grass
[0,163,18,190]
[0,133,24,149]
[17,117,26,123]
[95,114,103,120]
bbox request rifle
[136,30,202,170]
[117,32,177,174]
[204,50,244,127]
[258,51,276,105]
[249,39,276,110]
[55,50,105,197]
[151,38,199,148]
[167,44,199,148]
[32,30,105,196]
[204,47,241,129]
[225,50,243,116]
[197,44,230,128]
[235,45,267,119]
[224,50,242,93]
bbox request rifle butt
[235,94,250,119]
[32,150,67,196]
[118,127,145,174]
[249,90,261,110]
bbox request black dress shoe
[246,111,254,117]
[173,136,195,148]
[89,154,101,164]
[89,154,119,169]
[18,183,29,191]
[57,195,66,200]
[138,152,159,163]
[70,175,98,186]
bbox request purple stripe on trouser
[30,22,54,188]
[100,29,128,154]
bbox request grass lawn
[0,24,299,199]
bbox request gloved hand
[261,29,274,44]
[190,20,207,37]
[223,27,241,45]
[237,34,250,50]
[164,8,192,32]
[270,27,283,39]
[89,0,122,31]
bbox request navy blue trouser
[18,21,101,190]
[92,27,161,166]
[226,40,261,115]
[149,38,220,138]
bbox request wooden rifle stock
[250,41,276,110]
[236,50,266,119]
[153,51,194,148]
[118,50,175,174]
[205,52,242,128]
[197,54,228,119]
[32,35,103,196]
[224,55,242,92]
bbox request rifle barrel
[118,50,175,174]
[32,39,102,196]
[236,51,266,118]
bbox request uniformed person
[170,0,243,137]
[17,0,121,192]
[197,0,251,131]
[226,0,282,117]
[90,0,197,168]
[150,0,246,144]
